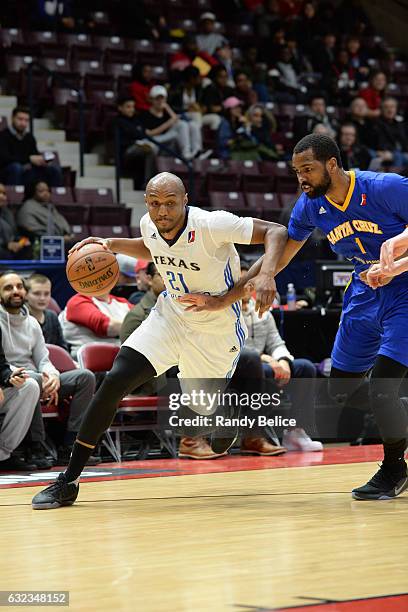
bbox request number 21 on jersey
[166,271,190,292]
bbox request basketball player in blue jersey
[31,172,287,509]
[182,134,408,501]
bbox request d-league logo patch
[188,230,196,243]
[360,194,367,206]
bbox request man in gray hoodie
[241,263,322,452]
[0,272,98,468]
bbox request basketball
[66,243,119,297]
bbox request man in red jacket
[59,291,132,359]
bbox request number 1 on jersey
[166,271,190,293]
[355,237,366,254]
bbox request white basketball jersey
[140,206,254,335]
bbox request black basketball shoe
[32,473,79,509]
[352,463,408,500]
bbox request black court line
[2,488,406,508]
[233,591,408,610]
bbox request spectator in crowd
[275,46,305,102]
[346,36,369,80]
[312,123,335,138]
[201,65,235,117]
[337,123,371,170]
[0,272,98,467]
[196,12,227,56]
[59,285,132,359]
[168,66,205,124]
[293,1,321,54]
[256,0,281,40]
[129,259,152,305]
[235,46,268,95]
[312,33,337,80]
[17,181,74,246]
[115,96,156,189]
[246,104,280,160]
[0,183,31,260]
[169,35,217,77]
[139,86,203,161]
[214,42,235,87]
[0,107,63,187]
[217,97,258,160]
[25,274,69,352]
[234,71,258,109]
[30,0,75,31]
[329,49,357,105]
[114,254,146,305]
[293,95,336,142]
[0,326,40,471]
[347,97,378,149]
[358,70,388,118]
[374,97,408,167]
[129,64,156,113]
[240,267,322,452]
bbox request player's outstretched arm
[179,230,306,315]
[68,237,152,262]
[246,219,288,315]
[380,228,408,272]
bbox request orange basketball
[66,243,119,297]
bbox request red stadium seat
[207,171,241,192]
[26,30,58,45]
[90,225,130,238]
[46,344,77,372]
[75,188,114,206]
[51,187,75,205]
[5,185,25,204]
[279,193,299,209]
[245,192,281,212]
[209,191,246,210]
[71,224,90,241]
[93,35,126,52]
[58,32,93,48]
[88,206,131,226]
[57,205,89,225]
[47,298,62,315]
[0,28,23,47]
[77,343,176,461]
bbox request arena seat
[209,191,246,210]
[75,188,114,206]
[77,343,176,461]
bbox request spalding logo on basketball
[66,243,119,297]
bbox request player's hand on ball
[253,273,276,317]
[178,293,225,312]
[68,236,110,255]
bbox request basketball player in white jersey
[32,172,287,509]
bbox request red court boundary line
[0,445,385,489]
[270,592,408,611]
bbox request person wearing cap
[196,12,228,56]
[217,96,258,160]
[116,254,150,305]
[139,85,203,161]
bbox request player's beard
[304,168,332,199]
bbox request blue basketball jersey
[288,170,408,276]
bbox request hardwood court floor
[0,446,407,612]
